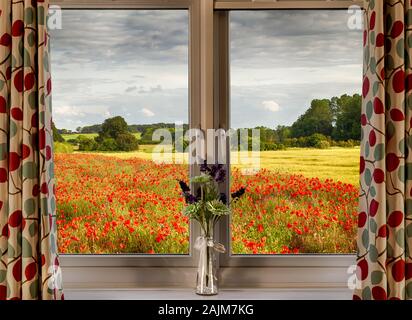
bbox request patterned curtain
[0,1,63,300]
[354,0,412,300]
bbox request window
[229,10,363,254]
[54,0,364,289]
[51,10,190,254]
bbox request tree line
[54,93,361,152]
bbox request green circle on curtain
[396,39,404,58]
[24,198,36,216]
[369,244,378,262]
[369,218,377,233]
[371,270,383,285]
[362,286,372,300]
[365,168,372,186]
[362,228,369,248]
[25,7,34,24]
[374,143,385,161]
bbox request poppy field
[55,151,359,254]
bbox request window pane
[51,10,189,254]
[230,10,362,254]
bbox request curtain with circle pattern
[0,0,63,300]
[354,0,412,300]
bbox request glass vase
[196,226,218,295]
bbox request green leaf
[371,270,383,285]
[38,6,45,25]
[362,286,372,300]
[24,198,36,216]
[365,168,372,186]
[9,120,17,138]
[370,218,377,234]
[29,222,37,237]
[0,143,7,161]
[406,199,412,217]
[28,92,37,109]
[373,81,380,96]
[370,31,375,46]
[366,101,373,120]
[370,186,376,197]
[22,162,38,179]
[396,39,404,59]
[369,244,379,262]
[0,270,6,282]
[370,57,376,73]
[386,55,394,70]
[27,32,35,47]
[398,165,405,182]
[22,237,33,257]
[362,228,369,249]
[407,282,412,298]
[396,228,405,248]
[374,143,385,161]
[25,7,34,25]
[29,280,38,299]
[406,223,412,238]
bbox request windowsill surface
[64,288,353,300]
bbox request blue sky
[51,10,362,131]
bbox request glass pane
[230,10,362,254]
[51,10,189,254]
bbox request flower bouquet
[178,162,245,295]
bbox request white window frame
[52,0,363,289]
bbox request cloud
[54,105,85,117]
[262,100,280,112]
[142,108,155,117]
[125,86,137,93]
[138,85,163,94]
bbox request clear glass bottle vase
[195,225,218,295]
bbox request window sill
[64,287,353,300]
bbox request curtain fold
[0,0,63,300]
[355,0,412,300]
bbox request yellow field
[74,147,360,185]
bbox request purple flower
[200,161,226,183]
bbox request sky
[51,10,362,131]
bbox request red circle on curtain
[391,259,405,282]
[372,286,387,300]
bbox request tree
[115,133,139,151]
[78,136,98,151]
[291,99,333,138]
[95,116,139,151]
[332,94,361,141]
[97,116,129,141]
[52,122,65,143]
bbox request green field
[70,147,360,185]
[62,132,141,141]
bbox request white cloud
[142,108,155,117]
[54,105,85,117]
[262,100,280,112]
